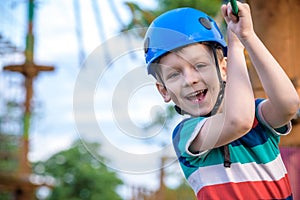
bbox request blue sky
[0,0,185,196]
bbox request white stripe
[257,100,292,136]
[187,154,288,193]
[185,118,209,157]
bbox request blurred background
[0,0,299,199]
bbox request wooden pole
[247,0,300,99]
[2,0,54,199]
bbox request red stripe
[197,175,292,200]
[252,116,258,128]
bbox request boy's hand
[221,2,254,41]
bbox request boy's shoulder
[172,116,206,139]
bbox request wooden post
[247,0,300,145]
[1,0,54,199]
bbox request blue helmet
[144,7,227,77]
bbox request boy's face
[156,43,227,116]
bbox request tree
[123,0,223,37]
[155,0,222,16]
[33,140,123,200]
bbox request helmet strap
[209,45,226,116]
[211,45,231,168]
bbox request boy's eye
[195,64,206,69]
[167,71,180,79]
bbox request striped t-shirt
[172,99,293,199]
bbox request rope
[73,0,86,65]
[91,0,111,64]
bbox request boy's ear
[220,57,227,81]
[156,82,171,102]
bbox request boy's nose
[184,67,201,86]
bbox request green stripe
[230,137,280,164]
[184,136,280,171]
[180,148,223,178]
[181,136,281,178]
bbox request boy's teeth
[191,90,204,97]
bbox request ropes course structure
[0,0,55,199]
[0,0,151,199]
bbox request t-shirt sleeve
[172,117,208,159]
[256,99,292,136]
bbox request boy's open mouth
[186,89,208,103]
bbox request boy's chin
[185,108,211,117]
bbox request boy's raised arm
[233,3,300,128]
[190,23,255,153]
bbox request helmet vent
[199,17,212,30]
[144,37,150,53]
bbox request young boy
[144,2,299,200]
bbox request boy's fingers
[221,4,230,23]
[225,2,239,23]
[221,5,226,13]
[229,12,239,23]
[221,5,227,17]
[227,2,233,16]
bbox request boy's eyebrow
[189,57,205,64]
[185,53,212,65]
[161,64,178,73]
[179,47,213,63]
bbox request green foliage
[123,2,157,30]
[0,191,13,200]
[0,134,19,173]
[0,100,23,172]
[156,0,223,17]
[123,0,223,35]
[33,140,123,200]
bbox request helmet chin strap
[210,45,231,168]
[209,45,226,116]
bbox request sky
[0,0,185,198]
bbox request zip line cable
[73,0,86,65]
[71,0,140,67]
[107,0,137,60]
[107,0,126,27]
[91,0,111,64]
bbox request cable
[91,0,111,64]
[107,0,137,60]
[107,0,126,27]
[73,0,86,65]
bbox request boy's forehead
[160,43,213,65]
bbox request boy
[144,2,299,200]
